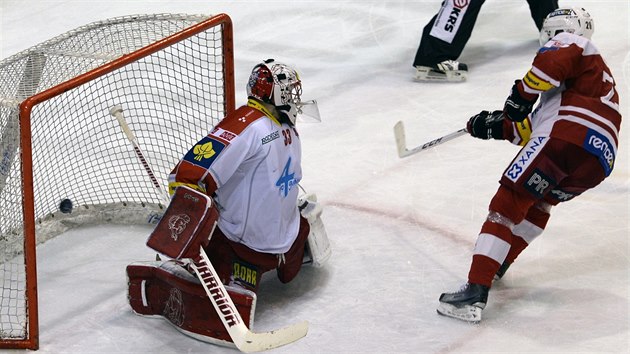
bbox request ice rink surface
[1,1,629,353]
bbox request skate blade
[436,302,483,323]
[414,69,467,82]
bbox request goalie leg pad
[126,260,256,346]
[298,193,331,267]
[146,186,219,260]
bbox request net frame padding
[0,13,235,349]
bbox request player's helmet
[246,59,302,125]
[539,7,594,46]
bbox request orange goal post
[0,13,235,349]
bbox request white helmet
[539,7,594,46]
[246,59,302,125]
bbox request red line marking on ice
[327,200,472,248]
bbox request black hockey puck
[59,198,73,214]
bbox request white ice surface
[1,1,629,353]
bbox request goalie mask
[539,7,594,46]
[247,59,302,125]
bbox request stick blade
[236,320,309,353]
[393,121,411,158]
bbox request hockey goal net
[0,13,234,349]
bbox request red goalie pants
[469,138,607,287]
[206,215,310,292]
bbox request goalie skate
[414,60,468,82]
[436,283,488,323]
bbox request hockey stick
[191,247,309,352]
[393,120,467,158]
[110,105,171,204]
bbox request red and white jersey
[168,100,302,254]
[516,32,621,176]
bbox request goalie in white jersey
[168,59,330,292]
[126,60,330,347]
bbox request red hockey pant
[468,138,607,287]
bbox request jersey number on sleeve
[601,71,620,113]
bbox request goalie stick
[393,120,467,158]
[191,246,309,352]
[110,105,171,204]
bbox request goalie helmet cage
[0,13,235,350]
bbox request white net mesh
[0,13,231,343]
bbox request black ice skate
[437,283,489,323]
[414,60,468,82]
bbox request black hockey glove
[466,110,505,140]
[503,80,536,122]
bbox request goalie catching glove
[466,110,505,140]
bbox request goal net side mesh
[0,13,234,349]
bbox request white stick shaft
[110,105,136,141]
[394,121,467,158]
[192,248,308,352]
[110,105,170,203]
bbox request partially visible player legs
[412,0,485,82]
[437,199,528,322]
[526,0,559,30]
[205,215,317,291]
[277,216,311,283]
[437,185,536,322]
[438,138,607,323]
[205,228,270,292]
[494,200,551,280]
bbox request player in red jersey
[436,7,621,322]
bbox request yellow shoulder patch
[523,71,554,92]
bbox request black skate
[437,283,489,323]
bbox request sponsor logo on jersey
[524,168,556,198]
[583,129,615,176]
[183,136,225,169]
[549,188,575,202]
[523,70,554,91]
[276,157,299,197]
[505,136,546,182]
[211,127,237,142]
[261,130,280,145]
